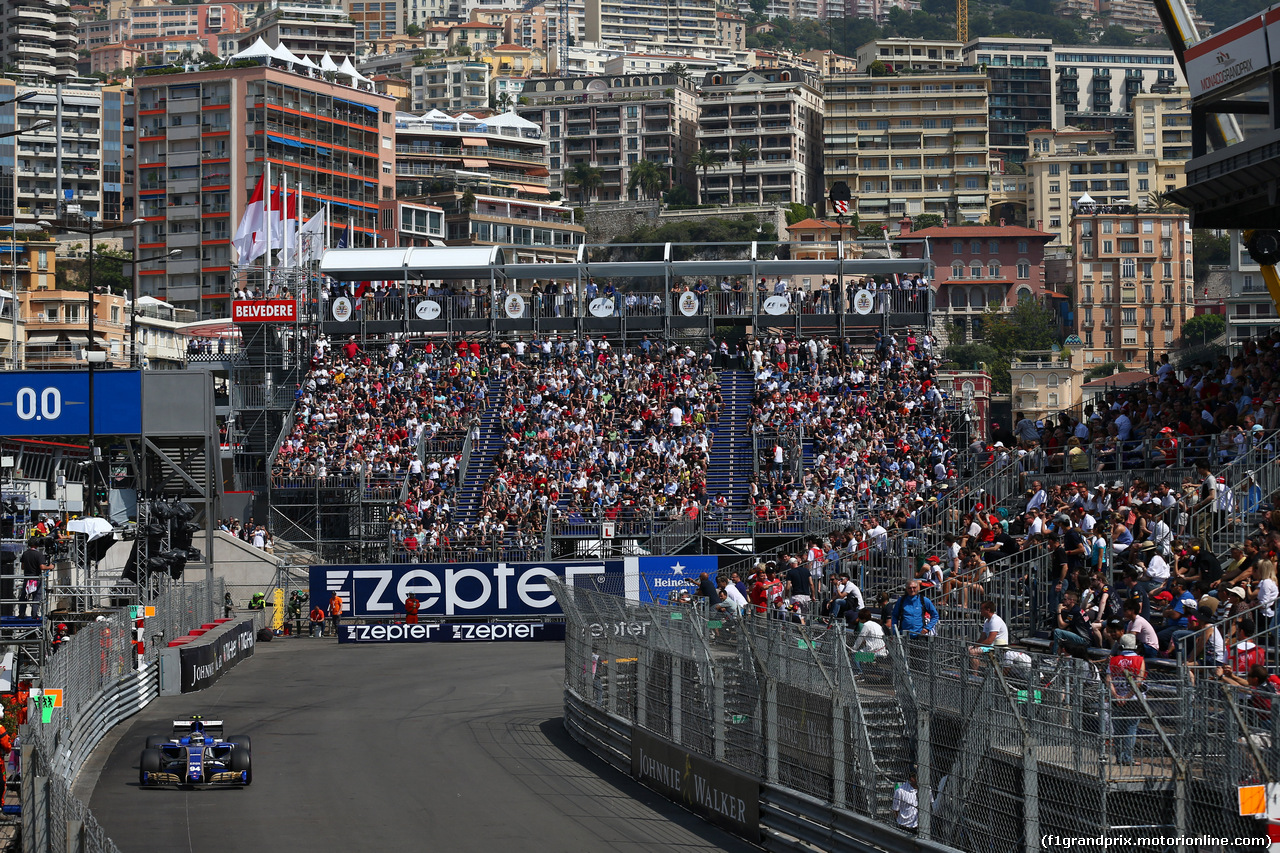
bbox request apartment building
[1026,89,1190,247]
[733,0,818,20]
[716,11,745,51]
[0,0,79,80]
[473,43,549,78]
[410,59,490,112]
[895,222,1053,343]
[238,1,356,58]
[510,1,585,53]
[0,82,126,224]
[376,199,445,247]
[0,233,55,368]
[1071,206,1192,369]
[1222,231,1280,345]
[86,42,141,73]
[583,0,715,48]
[446,21,504,53]
[1053,45,1183,143]
[961,37,1052,165]
[129,65,396,319]
[394,110,549,202]
[823,68,991,227]
[79,3,242,56]
[518,72,697,203]
[696,67,822,207]
[403,0,453,30]
[347,0,402,44]
[854,38,962,73]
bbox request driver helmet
[189,731,206,745]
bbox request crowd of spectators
[747,328,954,525]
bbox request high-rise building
[79,3,243,57]
[238,1,356,58]
[1052,45,1183,144]
[583,0,715,48]
[696,67,822,207]
[961,37,1052,165]
[346,0,402,44]
[518,72,697,203]
[129,65,396,319]
[0,0,79,80]
[409,60,490,113]
[1025,89,1190,247]
[1071,205,1192,369]
[823,67,990,227]
[0,81,126,224]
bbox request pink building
[896,220,1054,343]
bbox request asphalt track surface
[87,639,758,853]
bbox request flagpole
[264,159,272,285]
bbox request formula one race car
[138,717,252,787]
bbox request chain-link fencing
[20,579,223,853]
[552,580,1279,853]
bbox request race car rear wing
[173,720,224,739]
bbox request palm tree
[495,92,514,112]
[690,147,722,205]
[565,162,604,204]
[627,159,669,202]
[730,142,758,206]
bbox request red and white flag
[232,173,266,264]
[254,184,295,261]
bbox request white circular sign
[762,295,789,316]
[678,291,699,317]
[853,289,875,315]
[589,297,615,318]
[332,296,352,322]
[414,299,442,320]
[504,293,525,319]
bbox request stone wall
[574,201,788,244]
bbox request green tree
[1181,312,1225,346]
[565,162,604,204]
[1193,230,1230,283]
[730,142,758,206]
[628,159,670,201]
[911,213,945,230]
[1096,24,1137,46]
[868,59,891,77]
[966,298,1059,393]
[666,61,693,85]
[405,22,422,36]
[784,203,814,226]
[1085,361,1123,382]
[690,147,723,205]
[942,342,1000,371]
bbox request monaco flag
[232,174,266,264]
[253,185,295,262]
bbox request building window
[970,263,982,279]
[988,261,1000,277]
[1017,262,1029,279]
[1021,374,1036,389]
[951,261,964,279]
[1121,257,1136,278]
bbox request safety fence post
[764,674,779,784]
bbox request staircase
[453,376,507,527]
[860,691,915,822]
[707,370,755,513]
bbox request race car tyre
[139,749,162,786]
[228,735,251,753]
[145,736,168,750]
[229,747,252,785]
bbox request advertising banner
[338,621,566,643]
[631,726,761,842]
[231,299,297,323]
[179,619,256,692]
[1186,13,1269,98]
[629,556,719,603]
[311,560,624,618]
[0,370,141,437]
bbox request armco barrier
[20,580,226,853]
[563,689,953,853]
[157,615,262,695]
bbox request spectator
[1107,633,1146,766]
[888,580,938,637]
[892,771,919,833]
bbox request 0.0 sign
[15,387,62,422]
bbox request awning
[527,166,550,177]
[24,333,60,345]
[957,195,986,205]
[520,184,550,195]
[461,137,489,147]
[320,246,507,280]
[267,134,304,149]
[462,158,488,169]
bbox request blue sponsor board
[0,371,142,436]
[631,556,720,603]
[338,622,566,643]
[311,560,624,618]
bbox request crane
[956,0,968,42]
